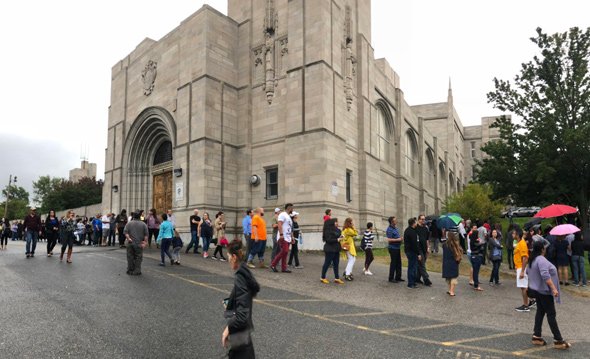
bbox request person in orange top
[247,208,268,269]
[513,228,533,312]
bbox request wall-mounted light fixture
[249,174,261,186]
[174,168,183,177]
[112,185,119,193]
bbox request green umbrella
[437,213,462,230]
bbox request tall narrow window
[346,170,352,203]
[266,167,278,199]
[470,141,476,158]
[425,149,435,190]
[376,102,393,164]
[405,130,418,178]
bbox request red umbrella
[533,204,578,218]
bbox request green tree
[443,183,504,221]
[33,175,63,212]
[1,199,30,220]
[2,185,30,202]
[44,177,103,211]
[478,27,590,228]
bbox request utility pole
[3,175,17,218]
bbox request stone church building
[102,0,502,247]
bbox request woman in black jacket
[222,240,260,359]
[469,225,484,291]
[45,210,60,256]
[320,218,344,284]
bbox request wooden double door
[152,171,172,216]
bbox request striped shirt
[363,230,375,249]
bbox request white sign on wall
[175,182,184,202]
[331,181,339,197]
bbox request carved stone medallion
[141,60,157,96]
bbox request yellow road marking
[391,322,458,333]
[323,311,389,318]
[443,331,518,345]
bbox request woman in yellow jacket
[341,217,358,281]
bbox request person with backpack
[361,222,375,276]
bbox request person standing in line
[108,213,116,246]
[554,235,570,286]
[213,212,228,261]
[17,221,24,241]
[270,208,281,261]
[100,212,111,247]
[528,240,570,349]
[124,211,148,275]
[340,217,358,281]
[242,209,253,260]
[23,207,42,258]
[1,218,9,250]
[11,221,18,241]
[320,218,344,284]
[458,219,467,252]
[571,233,587,287]
[146,208,160,248]
[186,209,202,254]
[469,224,484,292]
[59,210,76,264]
[221,240,260,358]
[167,209,176,229]
[442,230,463,296]
[115,210,128,248]
[362,222,375,276]
[45,210,60,257]
[247,208,267,268]
[171,230,183,265]
[514,229,532,312]
[288,212,303,269]
[386,216,404,283]
[91,214,102,247]
[156,213,175,267]
[429,219,441,254]
[416,214,432,286]
[488,229,503,286]
[505,224,516,270]
[270,204,294,273]
[477,220,488,265]
[404,218,420,289]
[199,212,214,259]
[323,209,332,222]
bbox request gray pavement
[1,240,589,358]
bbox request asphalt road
[1,241,589,359]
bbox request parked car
[512,207,540,217]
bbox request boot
[258,260,267,269]
[60,250,65,261]
[66,248,73,263]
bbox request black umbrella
[524,217,542,231]
[425,215,437,221]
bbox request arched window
[376,101,393,164]
[449,172,455,194]
[153,141,172,166]
[405,130,418,178]
[439,162,446,195]
[425,149,435,190]
[457,179,461,193]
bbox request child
[171,230,183,265]
[362,222,375,275]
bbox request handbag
[220,236,229,246]
[223,309,252,350]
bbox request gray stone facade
[102,0,507,249]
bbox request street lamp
[3,174,17,219]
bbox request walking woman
[362,222,375,275]
[222,239,260,358]
[554,235,570,285]
[288,212,303,269]
[1,218,10,250]
[341,218,358,281]
[488,229,503,286]
[469,224,484,291]
[213,211,227,261]
[320,218,343,284]
[146,208,160,248]
[200,212,213,259]
[156,213,175,266]
[528,240,570,349]
[45,210,60,257]
[442,231,463,296]
[60,210,76,263]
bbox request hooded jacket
[226,263,260,334]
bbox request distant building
[463,116,507,183]
[69,160,97,182]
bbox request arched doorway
[123,107,176,214]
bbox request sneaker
[158,263,165,267]
[247,262,256,269]
[582,284,587,287]
[528,299,537,308]
[364,270,373,276]
[282,269,292,273]
[424,280,433,287]
[203,253,209,259]
[219,257,227,262]
[211,256,218,261]
[295,265,304,269]
[515,305,530,312]
[553,340,571,350]
[334,279,344,284]
[320,278,330,284]
[270,266,278,273]
[344,275,353,281]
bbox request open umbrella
[534,204,577,218]
[437,213,462,230]
[523,217,542,231]
[549,224,580,236]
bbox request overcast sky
[1,0,588,199]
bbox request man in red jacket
[23,207,42,258]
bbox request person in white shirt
[458,220,467,252]
[167,209,176,229]
[270,204,294,273]
[101,213,111,247]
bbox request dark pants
[213,244,225,259]
[534,294,563,341]
[271,239,289,271]
[61,234,74,254]
[321,251,340,279]
[471,255,482,288]
[47,231,58,254]
[147,228,158,247]
[271,236,279,261]
[186,230,200,253]
[417,254,430,283]
[160,238,173,264]
[364,248,374,270]
[388,248,402,281]
[127,243,143,274]
[481,243,487,265]
[244,234,252,260]
[490,259,501,284]
[459,234,466,252]
[248,240,265,262]
[507,248,515,269]
[118,230,126,247]
[228,340,255,359]
[288,241,299,267]
[108,228,116,246]
[93,231,101,246]
[406,252,418,287]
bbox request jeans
[534,294,563,341]
[202,236,211,253]
[172,246,182,262]
[388,248,402,281]
[506,248,515,269]
[248,240,265,262]
[118,230,126,247]
[108,228,116,246]
[321,252,340,279]
[26,230,38,255]
[572,255,587,285]
[288,241,299,266]
[126,243,143,274]
[93,231,101,246]
[417,254,430,283]
[406,252,418,287]
[430,236,439,253]
[244,234,252,259]
[470,255,483,288]
[490,259,501,284]
[160,238,173,264]
[271,239,289,271]
[364,248,374,270]
[186,231,200,253]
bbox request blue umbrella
[437,213,462,230]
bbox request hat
[291,211,299,217]
[274,208,281,213]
